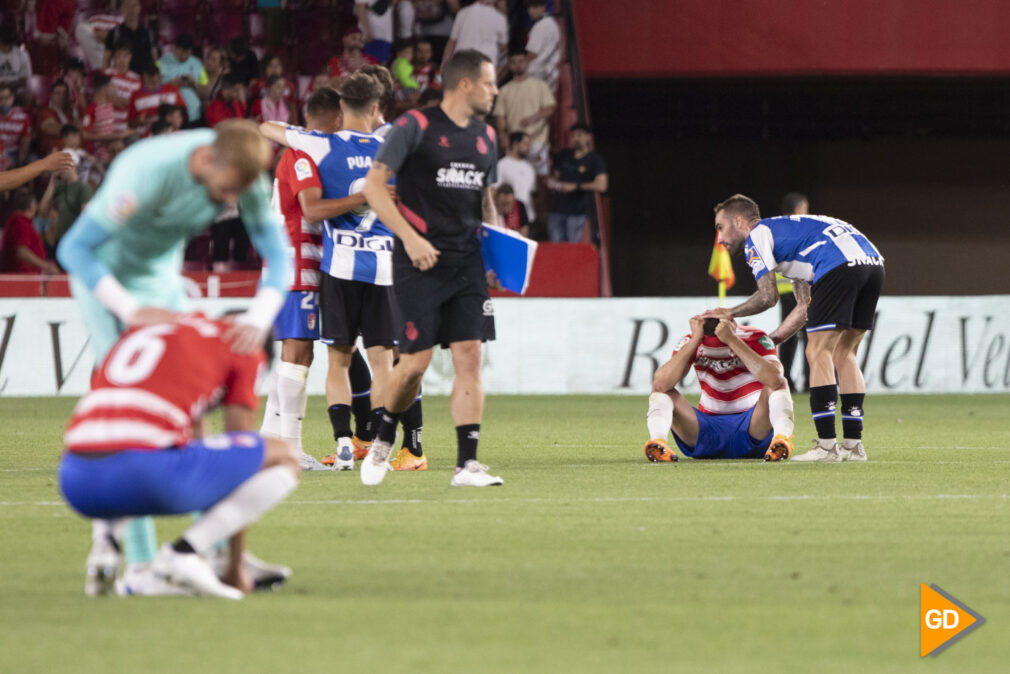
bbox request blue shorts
[273,290,319,341]
[673,407,772,459]
[59,432,265,519]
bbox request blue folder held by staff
[480,223,538,295]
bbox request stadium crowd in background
[0,0,587,278]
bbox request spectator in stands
[60,59,87,118]
[128,67,184,130]
[496,131,536,222]
[45,158,93,255]
[103,0,157,74]
[250,74,292,126]
[205,74,247,126]
[36,79,75,156]
[443,0,507,70]
[34,0,76,52]
[248,55,297,110]
[396,0,417,42]
[74,7,123,70]
[356,0,395,64]
[59,124,101,186]
[495,183,530,237]
[391,40,419,92]
[548,123,608,242]
[157,103,185,132]
[526,0,560,91]
[103,43,141,136]
[0,150,72,191]
[412,38,440,90]
[157,33,206,125]
[414,0,457,63]
[256,0,286,48]
[416,86,442,108]
[81,74,136,162]
[493,50,555,176]
[0,25,32,95]
[149,119,172,135]
[0,83,30,167]
[201,47,230,107]
[0,188,60,274]
[329,26,377,81]
[226,36,259,87]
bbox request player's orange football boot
[319,453,335,466]
[644,439,678,463]
[388,447,428,471]
[352,436,371,461]
[764,434,794,462]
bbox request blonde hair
[212,119,273,186]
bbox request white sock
[182,466,298,554]
[768,389,795,438]
[260,369,282,438]
[646,392,674,441]
[92,519,124,545]
[276,361,309,454]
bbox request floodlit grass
[2,394,1008,673]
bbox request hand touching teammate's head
[442,49,497,117]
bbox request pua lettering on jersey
[331,230,393,251]
[436,161,485,189]
[346,155,373,171]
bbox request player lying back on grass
[645,316,795,462]
[58,313,300,599]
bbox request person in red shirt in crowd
[250,75,293,126]
[60,58,88,116]
[328,26,377,82]
[494,183,530,238]
[248,55,297,109]
[36,79,77,155]
[104,42,142,133]
[82,74,138,162]
[34,0,76,47]
[205,74,247,127]
[0,188,60,274]
[128,67,184,130]
[0,82,30,167]
[413,38,441,91]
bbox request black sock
[327,404,352,441]
[172,538,196,554]
[840,393,865,440]
[367,407,385,441]
[349,350,372,438]
[351,394,372,440]
[377,410,401,445]
[456,424,480,468]
[401,396,423,456]
[809,385,838,440]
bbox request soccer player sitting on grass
[644,316,795,462]
[58,313,300,599]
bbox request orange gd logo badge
[920,584,985,657]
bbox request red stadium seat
[205,12,245,43]
[158,0,200,11]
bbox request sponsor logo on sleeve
[745,244,765,273]
[294,157,313,181]
[672,335,691,353]
[109,193,137,225]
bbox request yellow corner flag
[708,235,735,306]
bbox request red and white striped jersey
[103,68,141,131]
[64,315,264,454]
[272,148,323,291]
[82,102,117,136]
[0,106,30,151]
[672,325,779,415]
[128,84,183,121]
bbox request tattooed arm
[769,279,810,344]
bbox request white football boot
[360,439,393,485]
[297,450,331,471]
[839,440,868,462]
[790,439,842,463]
[84,533,121,597]
[116,563,195,597]
[208,547,292,590]
[450,460,504,487]
[152,544,243,599]
[333,437,355,471]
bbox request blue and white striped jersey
[283,126,394,286]
[744,215,883,284]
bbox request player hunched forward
[645,317,795,462]
[58,314,300,599]
[359,49,503,487]
[709,195,884,462]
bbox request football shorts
[672,407,771,459]
[318,275,397,348]
[807,263,885,333]
[273,290,320,341]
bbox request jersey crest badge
[475,136,488,155]
[294,157,313,181]
[110,193,137,224]
[439,135,450,148]
[746,245,765,272]
[759,336,774,351]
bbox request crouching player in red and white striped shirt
[644,316,795,462]
[58,313,300,599]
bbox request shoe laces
[370,441,392,463]
[464,460,490,473]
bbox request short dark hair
[508,47,527,58]
[780,192,808,215]
[393,38,414,55]
[113,40,133,54]
[150,119,172,135]
[508,131,528,147]
[528,0,548,7]
[441,49,491,91]
[358,64,395,105]
[306,87,341,118]
[220,72,241,88]
[142,66,161,78]
[92,74,112,89]
[570,122,591,134]
[60,124,80,138]
[703,317,719,337]
[0,24,17,47]
[339,71,382,113]
[64,58,85,74]
[229,36,248,54]
[157,103,181,120]
[714,194,761,221]
[416,87,443,107]
[11,187,35,212]
[175,33,194,50]
[496,183,514,196]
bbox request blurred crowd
[0,0,606,276]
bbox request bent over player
[58,314,300,599]
[645,317,795,462]
[709,194,884,462]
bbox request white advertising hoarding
[0,296,1008,396]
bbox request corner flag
[708,235,735,306]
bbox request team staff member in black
[360,49,504,488]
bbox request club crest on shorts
[307,312,317,331]
[483,300,494,316]
[405,321,419,341]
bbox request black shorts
[317,275,397,348]
[806,262,885,333]
[392,259,496,354]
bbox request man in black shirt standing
[548,123,608,242]
[361,49,502,488]
[102,0,157,74]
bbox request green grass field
[2,394,1008,673]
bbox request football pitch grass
[2,394,1008,673]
